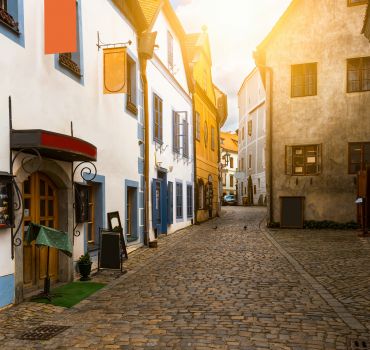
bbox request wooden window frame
[126,55,138,115]
[348,142,370,174]
[347,57,370,93]
[230,175,234,187]
[291,63,317,98]
[153,94,163,144]
[183,116,189,158]
[347,0,368,6]
[285,144,322,176]
[230,157,234,169]
[172,111,180,153]
[248,154,252,169]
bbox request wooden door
[23,172,59,289]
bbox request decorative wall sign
[74,183,90,223]
[0,173,13,229]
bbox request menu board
[0,184,11,228]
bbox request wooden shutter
[173,112,180,152]
[167,181,173,224]
[316,144,322,174]
[285,145,293,175]
[183,116,189,157]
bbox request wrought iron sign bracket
[72,161,97,241]
[96,31,132,51]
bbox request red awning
[11,129,97,162]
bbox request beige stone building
[255,0,370,225]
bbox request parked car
[223,194,236,206]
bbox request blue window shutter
[167,181,173,224]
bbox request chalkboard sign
[98,230,121,270]
[280,196,305,228]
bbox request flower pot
[78,262,92,281]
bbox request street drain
[19,325,70,340]
[348,338,369,350]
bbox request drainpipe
[140,56,150,246]
[192,94,198,224]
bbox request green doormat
[32,282,106,308]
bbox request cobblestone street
[1,206,370,349]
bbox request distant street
[1,206,370,349]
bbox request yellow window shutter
[103,47,127,94]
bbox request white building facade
[0,0,145,308]
[220,132,238,197]
[147,7,194,241]
[238,67,266,205]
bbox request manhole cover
[19,325,70,340]
[348,338,369,350]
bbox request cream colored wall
[263,0,370,222]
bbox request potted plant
[77,252,92,281]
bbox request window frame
[183,115,189,158]
[211,126,215,151]
[172,111,181,153]
[230,157,234,169]
[153,93,163,144]
[196,112,201,141]
[126,55,138,115]
[248,120,252,136]
[186,184,193,218]
[0,0,20,34]
[198,179,205,210]
[348,142,370,174]
[291,63,317,98]
[204,121,208,147]
[347,0,368,6]
[347,57,370,93]
[176,182,183,219]
[285,144,322,176]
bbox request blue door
[151,179,161,236]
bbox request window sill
[126,100,138,115]
[0,9,20,34]
[59,54,82,78]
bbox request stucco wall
[262,0,370,223]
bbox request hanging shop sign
[0,172,14,229]
[74,183,90,224]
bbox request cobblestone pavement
[1,206,370,349]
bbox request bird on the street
[244,225,247,230]
[213,226,218,230]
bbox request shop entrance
[23,172,59,290]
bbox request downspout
[192,93,198,224]
[216,114,221,217]
[140,56,150,246]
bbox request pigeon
[244,225,247,230]
[213,226,218,230]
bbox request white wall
[0,0,142,281]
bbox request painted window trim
[153,92,164,144]
[175,180,183,221]
[126,51,138,116]
[186,182,193,219]
[125,179,140,244]
[0,0,24,47]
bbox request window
[58,2,82,79]
[222,173,226,186]
[126,56,137,115]
[173,111,180,153]
[348,142,370,174]
[347,0,368,6]
[196,112,201,141]
[167,31,174,70]
[285,144,322,175]
[230,157,234,169]
[347,57,370,93]
[176,182,183,219]
[242,127,245,140]
[253,185,256,195]
[183,115,189,158]
[258,178,261,188]
[291,63,317,97]
[211,126,215,151]
[203,69,207,91]
[187,185,193,218]
[0,0,19,34]
[248,120,252,136]
[248,154,252,169]
[153,94,163,143]
[204,122,208,147]
[198,179,204,209]
[230,175,234,187]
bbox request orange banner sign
[44,0,77,54]
[103,48,127,94]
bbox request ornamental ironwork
[0,8,19,34]
[59,53,82,77]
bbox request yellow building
[185,30,227,223]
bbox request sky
[170,0,291,131]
